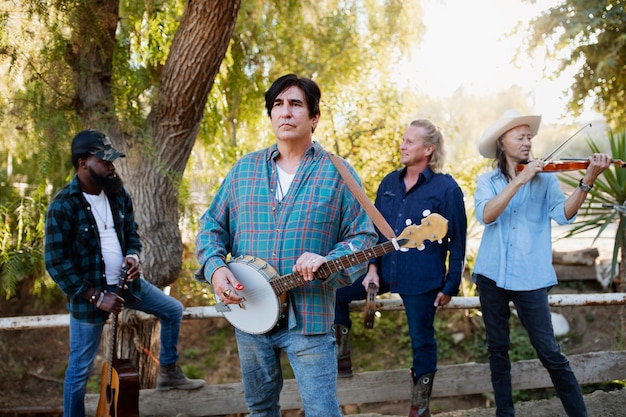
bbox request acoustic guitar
[217,213,448,334]
[96,266,140,417]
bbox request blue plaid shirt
[44,175,142,323]
[195,142,377,334]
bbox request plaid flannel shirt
[44,175,142,323]
[196,142,377,334]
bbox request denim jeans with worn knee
[236,328,341,417]
[63,277,184,417]
[476,274,587,417]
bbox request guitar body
[96,360,139,417]
[96,266,140,417]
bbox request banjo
[216,213,448,334]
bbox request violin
[518,158,626,173]
[516,123,626,172]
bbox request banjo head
[224,256,281,334]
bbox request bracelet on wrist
[95,291,105,308]
[579,178,593,192]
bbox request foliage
[0,0,99,297]
[193,0,425,203]
[557,130,626,283]
[0,189,47,299]
[522,0,626,127]
[1,0,432,301]
[3,0,246,291]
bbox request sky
[402,0,599,125]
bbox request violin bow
[542,123,592,163]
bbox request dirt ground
[1,278,624,417]
[351,390,626,417]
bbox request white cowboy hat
[478,109,542,158]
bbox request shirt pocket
[526,195,546,224]
[312,186,337,224]
[74,225,98,256]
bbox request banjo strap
[327,153,397,240]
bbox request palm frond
[557,130,626,283]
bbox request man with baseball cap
[45,129,203,417]
[70,129,126,161]
[472,110,612,417]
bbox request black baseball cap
[71,130,125,161]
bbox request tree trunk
[67,0,241,388]
[119,0,242,288]
[101,312,161,388]
[118,312,161,389]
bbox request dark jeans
[335,274,438,378]
[476,274,587,417]
[335,273,390,329]
[400,289,439,377]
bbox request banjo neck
[222,214,447,334]
[270,238,408,295]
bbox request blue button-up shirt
[375,167,467,296]
[195,142,377,334]
[473,169,574,290]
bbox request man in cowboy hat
[472,109,612,417]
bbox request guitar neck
[270,238,406,294]
[106,266,129,383]
[106,312,118,384]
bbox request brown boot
[156,363,205,391]
[408,369,435,417]
[334,324,353,377]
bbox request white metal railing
[2,293,625,331]
[2,292,625,416]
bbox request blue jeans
[400,289,439,378]
[336,277,437,378]
[476,275,587,417]
[64,278,184,417]
[334,273,390,329]
[235,328,341,417]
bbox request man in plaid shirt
[196,74,377,417]
[45,130,203,417]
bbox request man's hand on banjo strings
[212,267,245,305]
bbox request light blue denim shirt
[473,169,574,291]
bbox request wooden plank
[83,350,626,416]
[553,248,599,266]
[554,264,598,281]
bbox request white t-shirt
[83,190,123,285]
[276,165,295,202]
